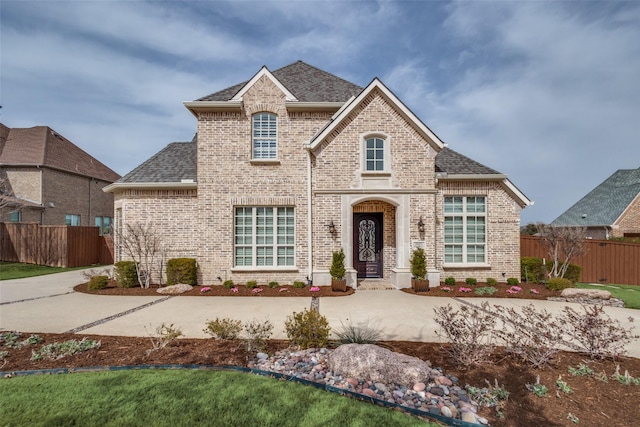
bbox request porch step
[357,279,395,290]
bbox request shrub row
[521,256,582,284]
[114,258,198,288]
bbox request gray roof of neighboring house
[435,148,501,175]
[0,124,120,183]
[197,61,363,103]
[552,167,640,227]
[117,139,197,183]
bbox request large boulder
[156,284,193,295]
[328,343,431,386]
[561,288,611,300]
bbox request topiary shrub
[284,308,331,349]
[410,248,427,280]
[88,275,109,291]
[245,280,258,289]
[507,277,520,286]
[330,249,346,280]
[546,277,574,291]
[486,278,497,286]
[222,280,235,289]
[114,261,138,288]
[465,277,477,286]
[268,281,280,289]
[166,258,197,286]
[444,277,456,286]
[293,280,306,289]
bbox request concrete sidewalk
[1,268,639,357]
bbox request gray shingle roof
[435,148,501,175]
[552,167,640,227]
[197,61,363,103]
[118,140,197,183]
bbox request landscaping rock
[328,344,432,386]
[561,288,611,300]
[156,284,193,294]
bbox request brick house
[105,61,531,288]
[0,123,120,231]
[552,167,640,239]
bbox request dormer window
[252,112,277,159]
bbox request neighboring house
[105,61,531,288]
[0,123,120,232]
[552,167,640,239]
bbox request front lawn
[0,370,434,427]
[0,262,88,280]
[577,282,640,309]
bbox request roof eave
[285,101,345,112]
[183,101,242,116]
[438,174,533,208]
[103,182,198,193]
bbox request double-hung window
[95,216,112,235]
[235,207,294,267]
[365,137,385,171]
[444,196,486,263]
[252,112,277,159]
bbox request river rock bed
[249,347,490,425]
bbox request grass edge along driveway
[577,282,640,309]
[0,262,91,281]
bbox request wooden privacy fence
[521,236,640,285]
[0,223,114,268]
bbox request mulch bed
[402,281,562,300]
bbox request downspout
[88,177,92,227]
[306,148,313,282]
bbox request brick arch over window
[252,112,278,159]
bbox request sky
[1,0,639,226]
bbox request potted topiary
[410,248,429,292]
[330,249,347,292]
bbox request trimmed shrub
[88,275,109,291]
[546,277,574,291]
[486,278,497,286]
[203,318,243,340]
[268,281,280,289]
[166,258,197,286]
[330,249,346,280]
[521,257,582,283]
[564,264,582,283]
[284,308,331,349]
[410,248,427,280]
[444,277,456,286]
[222,280,235,289]
[465,277,478,286]
[507,277,520,285]
[245,280,258,289]
[114,261,138,288]
[293,280,306,289]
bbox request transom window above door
[252,112,277,159]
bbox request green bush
[293,280,306,289]
[245,280,258,289]
[521,257,582,283]
[444,277,456,286]
[546,277,574,291]
[222,280,235,289]
[564,264,583,283]
[166,258,197,286]
[486,278,497,286]
[507,277,520,286]
[114,261,138,288]
[284,308,331,349]
[330,249,346,280]
[268,281,280,289]
[465,277,477,286]
[474,286,498,296]
[410,248,427,280]
[203,318,243,340]
[87,275,109,291]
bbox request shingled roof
[117,139,197,184]
[435,148,501,175]
[552,167,640,227]
[0,124,120,183]
[197,61,363,103]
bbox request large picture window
[444,196,486,263]
[252,112,277,159]
[235,207,294,267]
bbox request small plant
[474,286,498,296]
[0,351,8,361]
[88,275,110,291]
[486,278,497,286]
[268,281,280,289]
[526,376,548,397]
[0,332,43,349]
[200,286,211,293]
[244,318,274,353]
[245,280,258,289]
[506,285,522,294]
[204,318,243,340]
[293,280,306,289]
[458,287,472,293]
[465,379,509,415]
[611,365,640,385]
[231,287,239,293]
[530,288,540,295]
[330,249,346,280]
[441,286,452,292]
[546,277,573,291]
[506,277,520,286]
[309,286,320,292]
[252,287,263,294]
[568,363,594,377]
[333,318,382,344]
[465,277,477,286]
[444,277,456,286]
[284,308,331,349]
[146,323,183,355]
[556,375,573,394]
[410,248,427,280]
[222,279,235,289]
[567,413,580,424]
[31,338,100,361]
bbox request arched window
[365,137,385,171]
[252,112,277,159]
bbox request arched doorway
[353,212,383,278]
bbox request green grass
[577,282,640,309]
[0,262,88,280]
[0,370,436,426]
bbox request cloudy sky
[2,0,638,225]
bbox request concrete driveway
[1,267,639,357]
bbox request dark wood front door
[353,213,383,278]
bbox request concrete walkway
[1,267,639,357]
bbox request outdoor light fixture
[417,217,425,233]
[328,220,337,236]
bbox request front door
[353,213,383,278]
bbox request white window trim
[442,196,488,266]
[252,112,278,161]
[360,132,391,174]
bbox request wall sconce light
[417,217,425,233]
[327,220,337,236]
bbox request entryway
[353,213,383,278]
